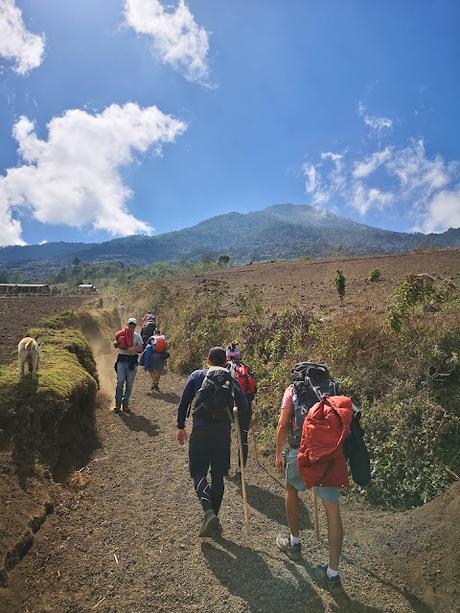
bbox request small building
[77,283,97,294]
[0,283,50,296]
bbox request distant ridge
[0,203,459,272]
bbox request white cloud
[0,102,186,245]
[419,188,460,233]
[124,0,210,84]
[303,138,460,232]
[0,0,45,74]
[358,102,393,134]
[353,147,391,179]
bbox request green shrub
[368,268,381,282]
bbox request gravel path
[2,354,431,613]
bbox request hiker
[113,317,143,414]
[140,312,156,346]
[275,362,351,589]
[176,347,249,537]
[226,342,257,472]
[140,327,169,392]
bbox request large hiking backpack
[228,361,257,400]
[192,368,235,423]
[289,362,336,449]
[290,361,371,487]
[141,321,156,343]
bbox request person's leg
[209,426,230,515]
[286,482,301,537]
[148,370,156,384]
[321,498,343,572]
[189,429,213,512]
[122,364,137,408]
[277,447,304,560]
[237,403,252,468]
[189,428,219,536]
[115,361,126,408]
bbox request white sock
[327,566,339,578]
[289,534,300,546]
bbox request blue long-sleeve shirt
[177,367,249,429]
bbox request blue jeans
[115,361,137,408]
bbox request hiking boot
[276,535,302,562]
[122,405,131,414]
[312,565,342,591]
[198,510,219,537]
[113,405,121,413]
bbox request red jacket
[115,326,134,350]
[297,396,353,488]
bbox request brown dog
[18,337,40,382]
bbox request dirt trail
[2,350,435,613]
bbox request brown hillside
[156,249,460,315]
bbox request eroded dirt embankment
[2,340,456,613]
[0,308,118,591]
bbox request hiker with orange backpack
[226,343,257,472]
[140,328,169,392]
[275,362,353,589]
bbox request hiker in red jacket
[275,384,352,590]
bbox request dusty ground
[0,295,88,365]
[165,249,460,314]
[1,343,457,613]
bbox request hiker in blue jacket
[176,347,249,537]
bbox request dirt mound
[381,481,460,611]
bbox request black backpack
[141,321,156,344]
[344,410,371,487]
[289,362,336,448]
[192,368,235,423]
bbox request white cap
[127,317,137,325]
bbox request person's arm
[176,372,201,444]
[275,409,291,474]
[129,334,144,354]
[275,388,294,474]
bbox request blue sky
[0,0,459,246]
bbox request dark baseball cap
[208,347,227,365]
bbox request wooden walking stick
[313,486,320,540]
[234,408,249,531]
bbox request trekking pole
[234,408,249,532]
[313,486,320,541]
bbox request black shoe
[276,534,302,562]
[198,510,219,537]
[122,406,131,414]
[312,565,342,591]
[113,405,121,413]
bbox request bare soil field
[0,295,88,365]
[166,249,460,314]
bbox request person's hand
[113,341,118,348]
[176,428,187,446]
[275,453,284,475]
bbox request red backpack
[229,361,257,399]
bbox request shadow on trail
[119,412,159,438]
[146,390,181,404]
[245,483,313,529]
[202,536,324,613]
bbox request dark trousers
[238,401,253,468]
[189,423,231,515]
